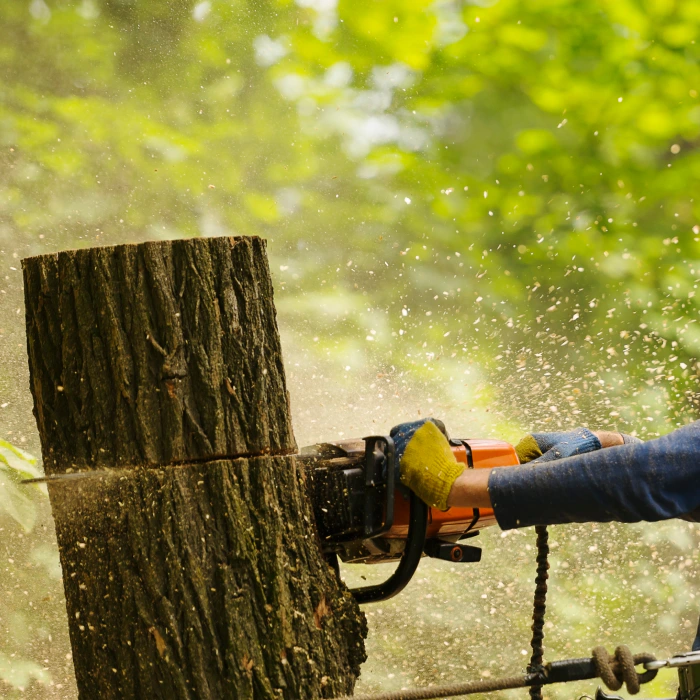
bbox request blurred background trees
[1,0,699,697]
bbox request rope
[527,525,550,700]
[333,520,658,700]
[591,646,658,695]
[334,646,657,700]
[332,672,536,700]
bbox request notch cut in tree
[23,236,366,699]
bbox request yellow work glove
[514,435,544,464]
[390,419,464,511]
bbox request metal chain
[528,525,550,700]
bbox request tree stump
[22,237,366,699]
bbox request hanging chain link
[528,525,551,700]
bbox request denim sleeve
[488,420,700,530]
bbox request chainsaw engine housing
[302,436,519,564]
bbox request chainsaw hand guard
[310,435,429,602]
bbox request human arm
[485,420,700,529]
[445,430,627,509]
[395,419,622,511]
[397,417,700,528]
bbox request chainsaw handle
[350,490,429,604]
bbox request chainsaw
[23,432,518,604]
[301,437,700,700]
[27,440,700,699]
[298,434,519,603]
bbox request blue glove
[515,428,641,464]
[390,418,448,464]
[523,428,602,463]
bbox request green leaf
[0,440,42,480]
[0,441,45,532]
[516,129,557,155]
[0,479,38,533]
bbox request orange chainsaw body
[385,439,520,538]
[305,435,520,599]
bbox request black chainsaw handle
[350,491,429,604]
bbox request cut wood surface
[23,236,366,699]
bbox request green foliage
[2,0,700,696]
[0,653,48,693]
[3,0,699,439]
[0,439,65,697]
[0,440,45,532]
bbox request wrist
[592,431,624,448]
[446,467,493,509]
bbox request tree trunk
[22,236,366,699]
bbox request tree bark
[23,237,366,699]
[23,236,296,473]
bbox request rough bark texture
[23,237,366,699]
[23,236,295,473]
[48,456,366,699]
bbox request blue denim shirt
[489,419,700,529]
[488,419,700,649]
